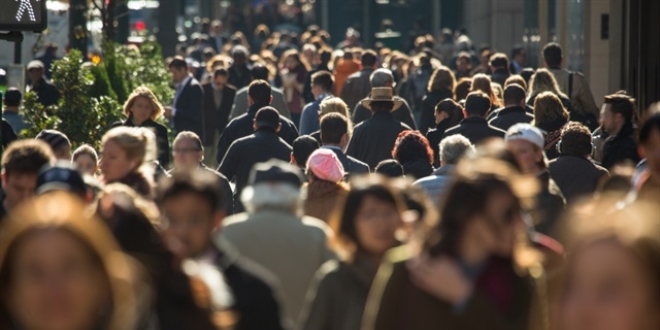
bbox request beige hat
[361,87,404,111]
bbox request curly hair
[559,122,593,156]
[123,86,165,120]
[392,130,434,165]
[533,91,569,125]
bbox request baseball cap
[27,60,45,70]
[306,149,345,182]
[255,107,280,130]
[249,159,304,188]
[36,162,87,199]
[505,123,545,149]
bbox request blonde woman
[470,73,502,110]
[113,86,170,168]
[308,97,354,143]
[533,91,570,160]
[527,69,571,110]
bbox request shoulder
[223,213,251,228]
[490,125,506,135]
[301,215,333,237]
[443,124,461,135]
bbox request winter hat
[306,148,345,182]
[505,123,545,149]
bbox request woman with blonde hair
[471,73,502,110]
[113,86,170,168]
[419,66,456,134]
[533,91,570,160]
[527,69,571,110]
[100,126,158,199]
[308,97,354,143]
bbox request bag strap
[568,71,574,100]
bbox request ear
[340,133,349,146]
[276,123,282,133]
[269,96,273,105]
[253,121,258,131]
[638,145,646,159]
[290,153,297,165]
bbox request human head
[1,140,55,211]
[311,70,334,98]
[533,91,569,126]
[369,68,395,88]
[601,94,636,136]
[212,67,229,90]
[361,50,378,69]
[3,88,22,108]
[250,64,270,81]
[291,135,320,168]
[36,129,72,161]
[557,122,593,158]
[320,112,351,149]
[281,49,306,70]
[489,52,510,71]
[503,84,527,107]
[329,175,404,261]
[231,45,249,65]
[504,75,528,91]
[434,98,465,126]
[465,91,492,117]
[456,52,472,71]
[72,144,99,176]
[168,56,189,83]
[319,97,351,123]
[439,134,474,166]
[638,105,660,181]
[454,78,472,102]
[427,66,456,93]
[247,80,272,106]
[560,202,660,330]
[123,86,165,123]
[26,61,45,83]
[471,73,500,107]
[306,148,345,183]
[100,127,156,183]
[36,162,88,201]
[392,131,433,166]
[158,169,226,260]
[542,42,563,68]
[511,46,527,64]
[375,159,404,178]
[528,68,563,97]
[241,159,305,214]
[253,106,282,132]
[0,192,137,330]
[505,123,547,174]
[172,131,204,170]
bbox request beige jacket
[548,68,600,117]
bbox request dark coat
[173,76,205,138]
[111,170,155,200]
[201,165,235,216]
[486,104,534,121]
[549,155,609,204]
[426,119,456,167]
[322,146,370,176]
[601,122,640,169]
[401,159,435,180]
[202,83,236,145]
[534,171,566,236]
[419,88,454,135]
[340,68,375,111]
[346,111,411,169]
[31,78,60,107]
[218,129,293,212]
[488,106,534,132]
[536,117,568,160]
[112,117,171,168]
[228,64,252,90]
[216,104,299,164]
[1,119,17,149]
[353,96,417,130]
[442,117,506,145]
[490,68,511,87]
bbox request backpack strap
[568,71,574,100]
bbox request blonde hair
[102,127,157,173]
[319,97,353,134]
[528,69,567,101]
[533,91,569,125]
[427,66,456,93]
[471,74,502,107]
[123,86,165,121]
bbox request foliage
[89,62,118,101]
[20,92,61,139]
[114,41,175,105]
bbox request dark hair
[559,122,593,156]
[465,91,491,117]
[319,49,332,64]
[370,101,394,113]
[320,112,348,144]
[454,78,472,102]
[640,105,660,145]
[435,99,465,126]
[45,43,58,54]
[511,46,525,59]
[168,56,188,70]
[1,140,55,178]
[3,88,21,107]
[292,136,320,167]
[520,68,535,86]
[542,43,563,67]
[250,65,270,81]
[213,67,228,79]
[503,84,526,106]
[375,159,404,177]
[392,131,434,165]
[158,169,225,212]
[173,131,204,151]
[329,176,403,261]
[604,94,636,123]
[311,71,334,92]
[361,50,377,67]
[248,80,272,105]
[489,53,509,70]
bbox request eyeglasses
[173,148,201,154]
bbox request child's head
[72,145,99,176]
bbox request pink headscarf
[306,149,345,182]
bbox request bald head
[370,68,394,87]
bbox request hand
[163,106,173,118]
[407,254,473,305]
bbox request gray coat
[230,86,291,119]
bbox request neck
[3,106,19,113]
[133,117,146,126]
[458,234,489,266]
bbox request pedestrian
[470,47,493,76]
[228,45,252,90]
[202,67,236,168]
[489,53,511,87]
[426,99,465,166]
[291,135,320,173]
[158,170,288,330]
[299,71,334,135]
[36,43,60,80]
[303,148,349,223]
[347,87,412,169]
[470,73,502,110]
[442,91,506,145]
[72,144,99,176]
[549,122,609,204]
[218,159,334,321]
[167,56,205,139]
[308,97,354,143]
[392,131,435,180]
[454,77,472,102]
[453,52,473,80]
[340,50,378,111]
[113,86,171,168]
[319,113,369,175]
[99,127,157,199]
[2,88,28,134]
[374,160,405,178]
[35,129,72,161]
[279,50,309,127]
[532,92,570,160]
[599,93,640,169]
[489,84,534,131]
[26,60,60,107]
[510,46,526,74]
[299,176,404,330]
[230,65,290,120]
[333,51,361,98]
[419,66,456,135]
[352,69,417,129]
[218,107,293,213]
[403,52,435,116]
[527,69,571,110]
[303,48,332,103]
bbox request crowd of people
[1,20,659,330]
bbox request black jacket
[31,78,60,107]
[113,117,171,168]
[534,171,566,236]
[202,165,235,216]
[549,155,609,204]
[442,117,506,145]
[601,122,640,169]
[1,119,17,149]
[426,119,456,167]
[218,129,293,212]
[490,68,511,87]
[347,111,411,169]
[487,104,534,121]
[173,76,205,138]
[419,88,454,135]
[322,146,370,176]
[228,64,252,90]
[353,96,418,130]
[202,83,236,145]
[401,159,434,180]
[488,106,534,132]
